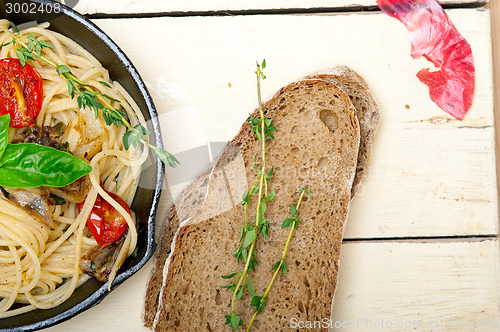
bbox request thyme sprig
[0,22,179,167]
[221,60,275,330]
[246,187,312,331]
[222,61,312,331]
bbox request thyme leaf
[246,188,312,331]
[221,60,272,329]
[0,22,178,168]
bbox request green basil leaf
[0,143,92,188]
[0,114,10,159]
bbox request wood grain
[331,239,500,331]
[489,0,500,223]
[72,0,487,15]
[39,6,497,332]
[92,9,496,239]
[44,240,500,331]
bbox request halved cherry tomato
[0,58,43,128]
[77,190,130,247]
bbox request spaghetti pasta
[0,20,146,317]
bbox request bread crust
[148,79,361,331]
[143,172,211,327]
[307,65,379,198]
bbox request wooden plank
[92,9,496,239]
[331,239,500,331]
[43,239,500,331]
[490,0,500,221]
[44,261,152,332]
[72,0,487,15]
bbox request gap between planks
[81,1,488,19]
[343,234,497,244]
[94,9,496,239]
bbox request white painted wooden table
[71,0,487,15]
[44,1,499,331]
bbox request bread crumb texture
[151,80,360,331]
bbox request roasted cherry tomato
[0,58,43,128]
[77,190,130,247]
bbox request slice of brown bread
[308,66,379,198]
[143,172,211,327]
[149,79,360,331]
[143,67,378,328]
[143,151,247,327]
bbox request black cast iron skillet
[0,0,163,330]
